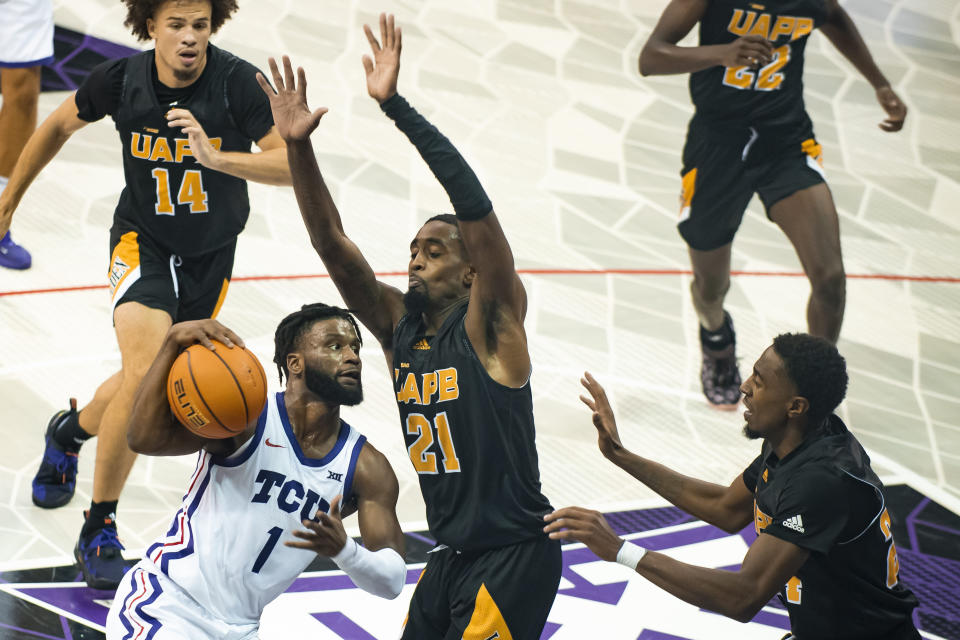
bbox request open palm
[362,13,402,104]
[256,56,327,142]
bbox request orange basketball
[166,340,268,439]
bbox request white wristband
[616,540,647,570]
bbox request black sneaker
[31,400,81,508]
[700,313,742,409]
[75,512,130,590]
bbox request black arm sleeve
[226,60,275,143]
[380,94,492,221]
[75,58,127,122]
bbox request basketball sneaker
[75,512,129,590]
[700,312,742,409]
[31,401,82,508]
[0,231,32,270]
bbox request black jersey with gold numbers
[110,45,264,257]
[742,415,919,640]
[392,302,553,551]
[690,0,828,136]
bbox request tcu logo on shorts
[251,469,331,522]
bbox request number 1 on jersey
[151,168,210,215]
[252,526,283,574]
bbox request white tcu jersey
[0,0,54,65]
[140,392,367,624]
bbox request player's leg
[677,121,754,409]
[768,183,844,342]
[758,138,843,342]
[448,537,562,640]
[31,371,121,508]
[76,301,171,589]
[400,552,452,640]
[0,66,41,269]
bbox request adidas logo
[413,338,431,351]
[782,515,805,533]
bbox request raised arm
[579,372,754,532]
[820,0,906,132]
[256,57,405,349]
[0,93,89,237]
[285,443,406,599]
[127,320,254,457]
[364,14,530,387]
[639,0,773,76]
[544,506,809,622]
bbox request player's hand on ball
[257,56,328,142]
[580,372,626,461]
[543,507,623,562]
[362,13,401,104]
[166,320,245,351]
[720,35,773,68]
[286,494,349,558]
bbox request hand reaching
[362,13,402,104]
[256,56,328,142]
[166,108,217,167]
[876,86,907,132]
[580,372,626,461]
[167,319,245,351]
[285,494,349,558]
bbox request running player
[640,0,907,408]
[106,305,405,638]
[0,0,53,269]
[258,14,561,639]
[4,0,291,589]
[546,334,920,639]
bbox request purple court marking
[59,616,73,640]
[906,498,930,552]
[16,585,111,628]
[0,621,66,640]
[311,612,378,640]
[540,621,562,639]
[637,630,695,640]
[404,531,436,546]
[42,27,139,92]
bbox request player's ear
[786,396,809,420]
[462,265,476,288]
[146,17,157,40]
[286,352,303,376]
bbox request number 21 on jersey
[406,412,461,475]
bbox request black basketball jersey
[111,45,259,257]
[690,0,827,138]
[392,302,553,551]
[743,416,919,639]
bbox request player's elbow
[728,588,770,623]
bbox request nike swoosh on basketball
[265,438,285,448]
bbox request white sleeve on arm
[332,538,406,599]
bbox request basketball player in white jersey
[106,303,406,639]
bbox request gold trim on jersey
[462,583,513,640]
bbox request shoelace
[86,525,125,558]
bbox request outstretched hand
[362,13,402,104]
[543,506,623,562]
[256,56,328,142]
[285,494,349,558]
[876,86,907,132]
[580,372,626,461]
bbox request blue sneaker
[31,401,81,509]
[0,231,31,269]
[75,513,130,590]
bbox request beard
[742,425,762,440]
[403,286,430,316]
[304,364,363,406]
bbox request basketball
[166,341,268,439]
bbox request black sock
[700,312,735,351]
[52,403,93,451]
[82,500,119,539]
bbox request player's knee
[0,70,41,112]
[810,266,846,309]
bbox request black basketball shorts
[677,120,827,251]
[400,535,562,640]
[107,227,235,322]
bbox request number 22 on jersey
[723,44,790,91]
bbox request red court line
[0,269,957,298]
